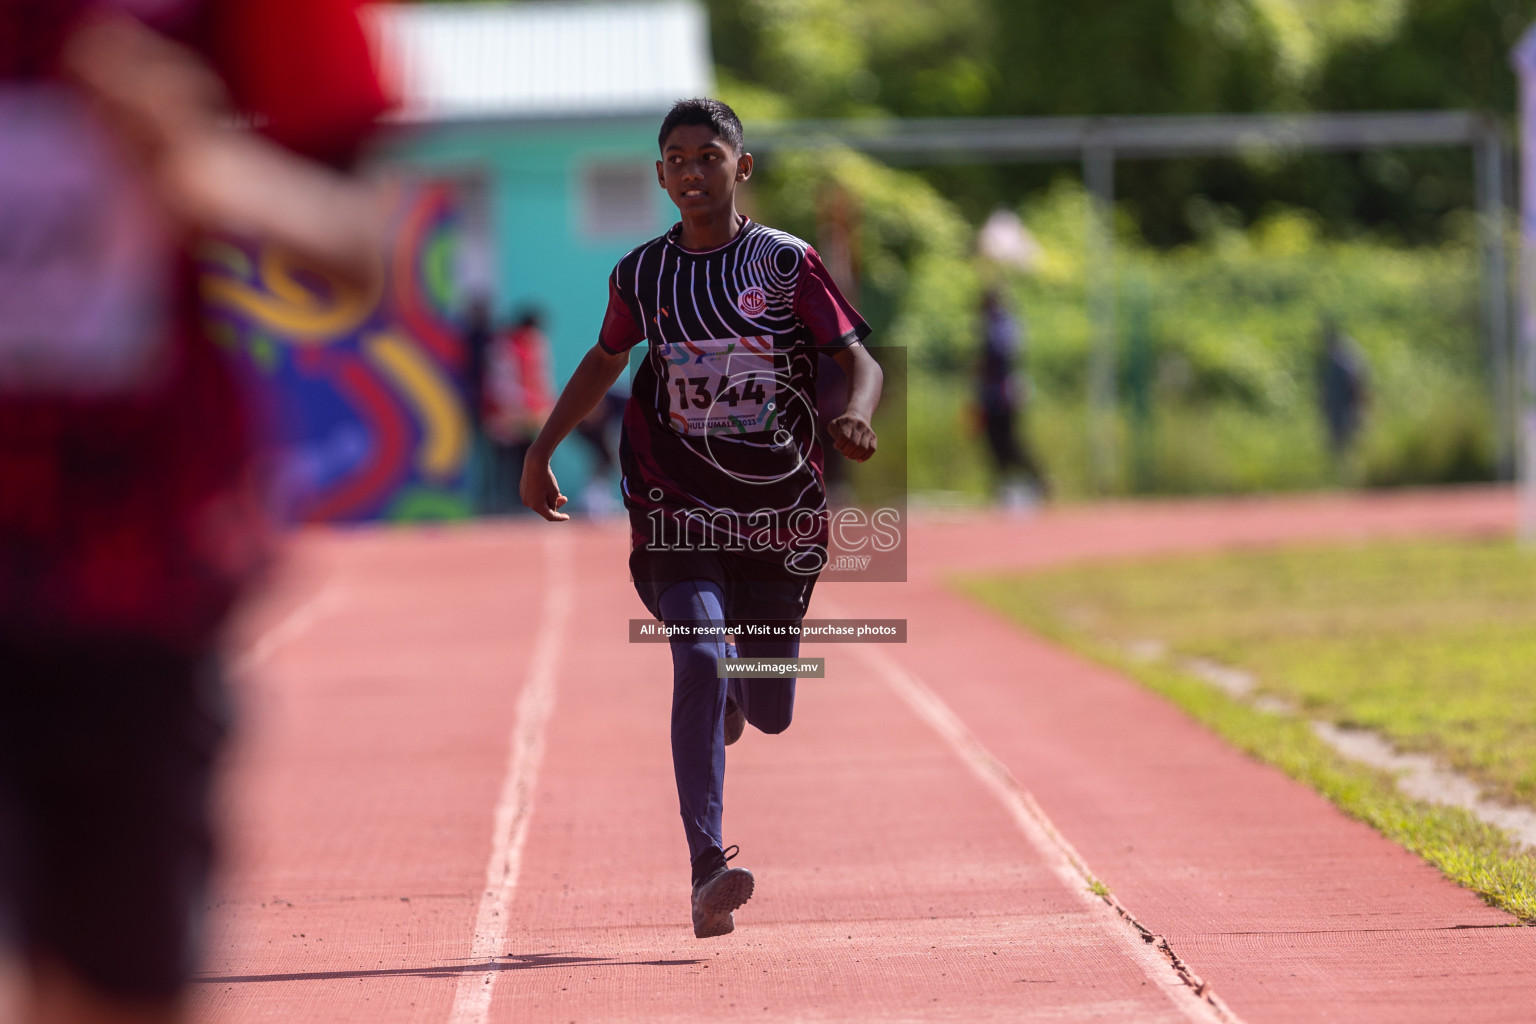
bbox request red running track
[195,486,1533,1023]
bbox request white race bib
[0,86,172,395]
[660,336,780,436]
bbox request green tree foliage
[705,0,1536,242]
[422,0,1536,121]
[983,0,1284,117]
[708,0,996,116]
[1318,0,1536,112]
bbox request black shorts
[0,635,229,999]
[630,546,818,629]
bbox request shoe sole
[693,868,754,938]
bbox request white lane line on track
[230,585,347,676]
[448,530,572,1024]
[830,607,1242,1024]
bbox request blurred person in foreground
[0,2,388,1021]
[976,289,1047,508]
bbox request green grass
[959,536,1536,922]
[908,383,1346,499]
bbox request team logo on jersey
[737,286,768,318]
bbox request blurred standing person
[481,309,554,514]
[573,383,629,517]
[1317,317,1370,466]
[977,289,1047,506]
[460,294,495,513]
[463,295,495,428]
[0,3,388,1023]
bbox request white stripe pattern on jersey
[612,221,832,551]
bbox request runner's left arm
[793,246,881,462]
[829,343,882,463]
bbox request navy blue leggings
[658,579,798,863]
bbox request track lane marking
[824,597,1241,1024]
[447,530,572,1024]
[231,584,348,676]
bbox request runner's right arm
[520,344,630,522]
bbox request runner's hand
[521,455,570,521]
[828,412,877,462]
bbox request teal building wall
[378,117,672,498]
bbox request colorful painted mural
[200,183,472,523]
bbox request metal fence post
[1475,122,1513,480]
[1514,29,1536,543]
[1084,141,1117,494]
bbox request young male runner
[522,98,883,938]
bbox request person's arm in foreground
[828,342,884,462]
[521,345,630,521]
[63,14,384,288]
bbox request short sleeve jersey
[598,218,870,563]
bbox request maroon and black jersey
[598,218,870,573]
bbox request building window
[579,161,657,238]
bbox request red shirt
[482,326,555,444]
[0,0,390,648]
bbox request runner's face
[657,124,749,217]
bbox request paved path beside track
[195,486,1534,1023]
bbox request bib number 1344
[662,337,780,436]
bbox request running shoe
[691,844,753,938]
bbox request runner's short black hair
[659,98,743,153]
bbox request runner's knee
[741,680,795,734]
[670,638,724,693]
[752,708,793,734]
[657,579,730,697]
